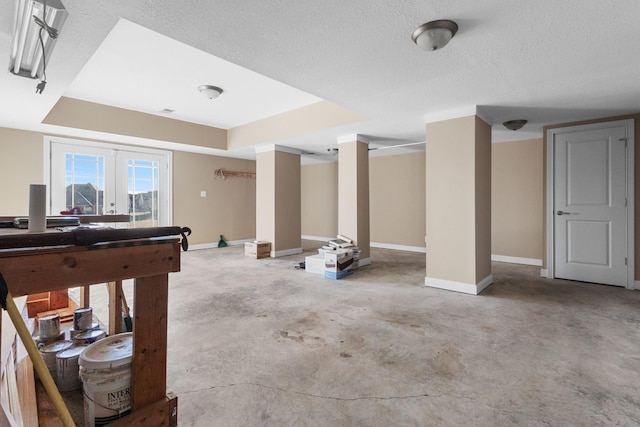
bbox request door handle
[556,210,575,216]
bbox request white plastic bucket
[56,345,86,392]
[79,333,132,427]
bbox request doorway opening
[46,138,172,227]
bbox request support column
[338,134,371,265]
[256,145,302,257]
[425,109,492,294]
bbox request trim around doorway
[545,119,635,289]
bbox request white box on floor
[325,249,354,272]
[305,254,325,274]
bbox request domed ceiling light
[198,85,224,99]
[411,20,458,51]
[503,120,528,131]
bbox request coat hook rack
[214,168,256,180]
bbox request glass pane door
[50,140,171,227]
[126,158,160,227]
[51,143,115,217]
[64,153,105,215]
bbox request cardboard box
[26,289,68,318]
[245,242,271,259]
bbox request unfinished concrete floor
[152,241,638,426]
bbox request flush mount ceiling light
[411,19,458,51]
[198,85,224,99]
[503,119,528,131]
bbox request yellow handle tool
[1,274,75,427]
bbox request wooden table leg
[131,274,168,411]
[107,281,124,335]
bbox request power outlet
[200,191,207,198]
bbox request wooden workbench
[0,229,180,426]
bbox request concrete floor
[120,241,640,426]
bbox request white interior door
[553,125,629,286]
[49,140,171,227]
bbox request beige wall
[426,115,491,285]
[475,117,492,283]
[338,140,370,259]
[256,150,301,252]
[227,101,368,149]
[301,162,338,238]
[256,151,276,244]
[44,97,228,150]
[0,127,256,246]
[543,113,640,279]
[491,138,543,261]
[173,152,256,246]
[275,152,302,251]
[369,152,426,248]
[0,128,44,215]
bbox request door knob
[556,210,574,215]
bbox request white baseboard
[424,274,493,295]
[491,255,542,266]
[540,269,549,278]
[635,280,640,290]
[302,236,426,254]
[272,247,303,257]
[371,242,426,253]
[189,239,253,251]
[302,235,334,242]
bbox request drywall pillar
[425,109,492,294]
[338,134,371,265]
[256,145,302,257]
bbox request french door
[48,140,172,227]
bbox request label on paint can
[79,333,133,426]
[74,307,93,331]
[38,313,61,340]
[56,345,86,392]
[39,340,73,378]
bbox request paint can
[56,345,86,391]
[38,313,60,340]
[39,340,73,379]
[68,328,82,339]
[35,330,65,347]
[73,329,106,346]
[73,307,93,331]
[69,323,101,339]
[79,333,132,427]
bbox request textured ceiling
[1,0,639,159]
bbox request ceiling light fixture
[411,19,458,51]
[9,0,68,91]
[198,85,224,99]
[503,119,528,131]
